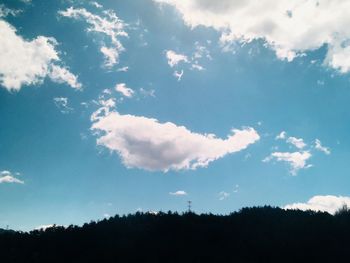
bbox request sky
[1,0,350,231]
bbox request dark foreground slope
[1,206,350,263]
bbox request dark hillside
[1,206,350,263]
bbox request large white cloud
[155,0,350,73]
[0,20,81,91]
[59,7,127,68]
[91,110,260,172]
[284,195,350,214]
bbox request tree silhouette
[0,206,349,262]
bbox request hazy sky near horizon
[1,0,350,230]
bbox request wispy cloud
[286,136,306,149]
[0,170,24,184]
[53,97,73,114]
[139,88,155,98]
[169,190,188,196]
[0,4,21,18]
[59,7,127,68]
[165,50,188,67]
[218,191,230,201]
[263,151,312,176]
[115,83,134,98]
[91,1,102,9]
[275,131,286,140]
[173,70,183,81]
[315,139,331,155]
[165,45,209,80]
[117,66,129,72]
[266,131,331,175]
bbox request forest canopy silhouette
[1,206,350,263]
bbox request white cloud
[140,88,155,98]
[100,46,120,68]
[0,20,80,91]
[155,0,350,73]
[117,66,129,72]
[0,4,20,17]
[244,153,251,160]
[193,42,211,60]
[325,43,350,73]
[286,136,306,149]
[190,42,209,70]
[81,102,89,108]
[91,1,103,9]
[191,63,205,71]
[233,184,239,193]
[173,70,184,81]
[315,139,331,155]
[0,170,24,184]
[99,98,116,108]
[275,131,307,150]
[219,191,230,200]
[317,80,325,86]
[165,50,189,67]
[115,83,134,98]
[102,88,112,95]
[268,132,331,175]
[49,65,82,89]
[91,110,260,172]
[90,98,117,122]
[169,190,188,196]
[166,43,210,78]
[53,97,73,114]
[264,151,312,175]
[284,195,350,215]
[59,7,127,68]
[275,131,286,140]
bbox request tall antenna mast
[187,200,192,213]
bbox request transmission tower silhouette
[187,200,192,213]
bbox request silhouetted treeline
[1,206,350,262]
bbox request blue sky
[1,0,350,230]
